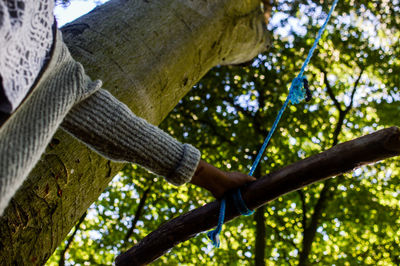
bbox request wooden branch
[297,190,307,232]
[116,127,400,265]
[122,183,153,251]
[59,212,87,266]
[345,68,364,113]
[321,69,343,112]
[298,180,333,265]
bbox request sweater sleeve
[61,89,201,186]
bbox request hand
[189,160,256,198]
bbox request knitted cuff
[166,143,201,186]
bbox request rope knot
[207,189,253,248]
[289,76,310,104]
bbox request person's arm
[62,88,200,186]
[62,89,255,192]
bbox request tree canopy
[48,0,400,265]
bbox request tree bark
[116,127,400,265]
[0,0,269,264]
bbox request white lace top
[0,0,54,113]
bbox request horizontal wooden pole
[116,127,400,265]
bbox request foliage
[48,0,400,265]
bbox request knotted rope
[207,0,339,248]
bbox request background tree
[46,0,400,265]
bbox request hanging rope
[207,198,226,247]
[207,0,339,248]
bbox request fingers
[245,174,257,182]
[226,172,256,188]
[189,160,257,198]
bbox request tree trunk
[0,0,269,264]
[254,205,266,266]
[254,161,266,266]
[298,181,333,266]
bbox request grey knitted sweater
[0,27,201,215]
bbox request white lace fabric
[0,0,54,113]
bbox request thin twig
[321,69,342,112]
[345,68,364,113]
[121,183,153,251]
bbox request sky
[54,0,110,26]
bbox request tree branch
[255,206,267,266]
[254,166,266,266]
[121,183,153,251]
[58,211,87,266]
[116,127,400,265]
[345,68,364,113]
[298,180,333,265]
[331,111,345,147]
[321,69,342,112]
[299,70,353,262]
[297,190,307,234]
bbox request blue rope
[207,198,225,248]
[231,189,254,216]
[207,0,339,248]
[298,0,339,78]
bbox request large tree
[47,0,400,265]
[0,0,270,264]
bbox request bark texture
[0,0,270,264]
[116,127,400,265]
